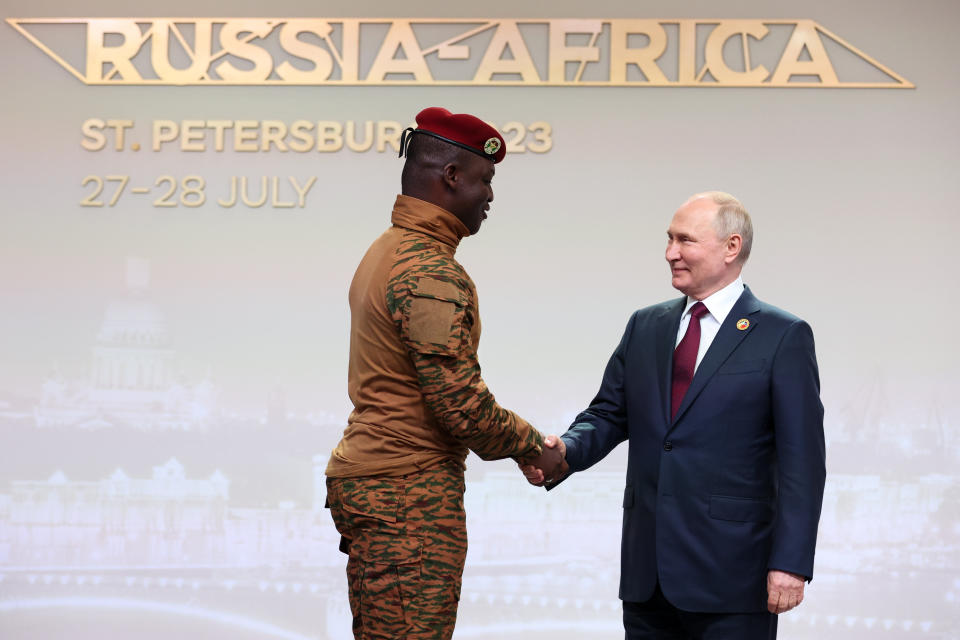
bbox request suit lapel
[656,298,686,427]
[670,286,761,426]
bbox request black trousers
[623,582,777,640]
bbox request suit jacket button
[663,441,673,451]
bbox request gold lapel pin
[736,319,750,331]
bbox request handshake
[518,435,568,487]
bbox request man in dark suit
[524,192,826,638]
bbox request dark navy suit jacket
[559,286,826,612]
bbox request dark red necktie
[671,302,709,420]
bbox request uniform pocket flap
[709,495,773,522]
[622,485,634,509]
[407,297,459,347]
[412,277,464,305]
[403,277,467,355]
[341,486,401,523]
[717,359,766,375]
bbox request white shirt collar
[682,277,744,325]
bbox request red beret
[400,107,506,163]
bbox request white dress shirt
[674,277,745,371]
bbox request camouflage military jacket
[326,195,543,478]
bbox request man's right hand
[519,435,567,486]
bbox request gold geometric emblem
[736,319,750,331]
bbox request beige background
[1,1,958,638]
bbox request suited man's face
[665,197,742,300]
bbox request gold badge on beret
[736,319,750,331]
[483,137,501,155]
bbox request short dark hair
[401,133,466,191]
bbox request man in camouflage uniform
[325,107,566,640]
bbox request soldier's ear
[441,163,458,190]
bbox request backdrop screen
[1,1,958,639]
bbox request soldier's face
[665,197,737,300]
[450,155,494,235]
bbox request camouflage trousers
[326,462,467,640]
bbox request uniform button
[663,441,673,451]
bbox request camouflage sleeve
[387,265,543,462]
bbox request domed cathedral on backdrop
[36,258,217,431]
